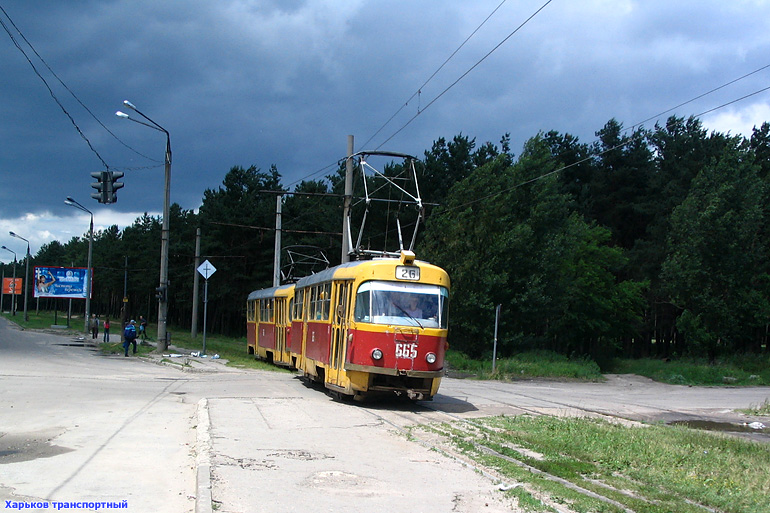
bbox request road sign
[197,260,217,280]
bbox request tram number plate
[395,342,418,359]
[396,265,420,281]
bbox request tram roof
[247,283,294,301]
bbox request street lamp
[116,100,171,351]
[1,246,17,315]
[9,231,30,321]
[64,197,94,334]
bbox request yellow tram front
[299,251,450,400]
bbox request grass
[1,309,83,333]
[740,398,770,416]
[0,310,279,371]
[609,355,770,386]
[446,350,604,381]
[7,310,770,386]
[423,414,770,513]
[161,329,283,372]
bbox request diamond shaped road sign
[197,259,217,280]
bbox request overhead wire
[283,0,525,189]
[0,6,110,170]
[360,0,510,150]
[0,4,161,168]
[442,78,770,215]
[373,0,555,151]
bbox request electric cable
[0,4,161,165]
[373,0,555,150]
[444,81,770,214]
[360,0,510,150]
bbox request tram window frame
[246,300,256,322]
[260,298,274,322]
[354,280,449,329]
[308,283,332,321]
[293,289,305,321]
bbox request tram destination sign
[396,265,420,281]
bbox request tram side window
[308,283,331,321]
[247,300,256,322]
[321,283,331,320]
[293,289,304,321]
[260,298,274,322]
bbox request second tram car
[247,250,449,400]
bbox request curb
[195,398,213,513]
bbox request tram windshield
[354,281,449,329]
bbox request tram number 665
[395,342,417,359]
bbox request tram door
[328,281,352,387]
[275,298,288,363]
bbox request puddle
[0,432,73,464]
[668,420,765,433]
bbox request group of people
[87,314,150,357]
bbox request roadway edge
[195,398,213,513]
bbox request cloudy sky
[1,0,769,258]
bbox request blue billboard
[33,266,91,299]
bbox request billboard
[33,266,91,299]
[2,277,22,295]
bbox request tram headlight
[426,352,437,364]
[372,348,383,360]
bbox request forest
[6,115,770,363]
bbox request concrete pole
[492,304,501,373]
[341,135,354,263]
[273,195,282,287]
[191,228,201,337]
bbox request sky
[1,0,769,259]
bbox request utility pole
[341,135,354,263]
[273,195,282,287]
[492,304,501,373]
[191,227,201,337]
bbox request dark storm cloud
[1,0,769,253]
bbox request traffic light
[90,171,108,203]
[155,285,167,302]
[107,171,124,203]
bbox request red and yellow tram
[247,250,450,400]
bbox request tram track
[354,380,735,513]
[356,400,637,513]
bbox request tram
[247,150,449,400]
[247,250,449,400]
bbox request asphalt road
[1,317,768,513]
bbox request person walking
[103,317,111,343]
[90,314,99,339]
[139,315,149,341]
[123,320,138,357]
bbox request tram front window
[354,281,448,329]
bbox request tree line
[5,115,769,363]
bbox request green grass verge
[162,330,283,372]
[610,355,770,386]
[446,350,604,381]
[1,309,83,333]
[423,414,770,513]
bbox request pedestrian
[123,320,138,357]
[103,317,111,343]
[139,315,149,341]
[90,314,99,339]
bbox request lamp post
[64,197,94,334]
[116,100,171,351]
[1,246,17,315]
[9,232,30,321]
